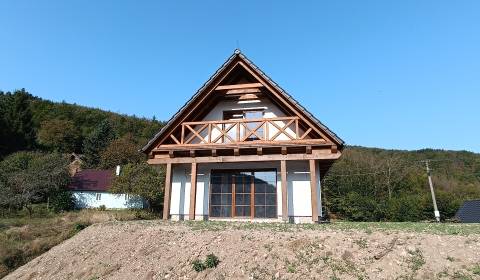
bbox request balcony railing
[168,116,317,145]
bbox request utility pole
[424,160,440,222]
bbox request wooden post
[309,159,319,223]
[281,160,288,222]
[163,163,173,220]
[189,162,197,220]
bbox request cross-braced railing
[168,116,316,145]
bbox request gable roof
[142,50,344,153]
[456,199,480,223]
[68,169,114,192]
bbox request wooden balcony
[154,116,329,152]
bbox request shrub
[192,259,206,272]
[50,190,75,213]
[337,192,384,221]
[192,254,220,272]
[98,205,106,211]
[205,254,219,268]
[74,222,88,232]
[1,248,24,269]
[386,195,425,222]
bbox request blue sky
[1,1,479,152]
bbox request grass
[191,254,220,272]
[0,204,159,278]
[353,238,368,248]
[184,220,480,236]
[407,249,425,272]
[471,264,480,275]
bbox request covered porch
[149,151,338,223]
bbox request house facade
[142,50,344,223]
[68,169,144,209]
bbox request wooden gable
[142,50,344,155]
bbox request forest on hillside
[0,89,164,160]
[323,147,480,221]
[1,89,479,221]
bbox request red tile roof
[68,169,114,192]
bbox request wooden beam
[281,160,288,222]
[170,134,181,144]
[168,151,174,158]
[163,163,173,220]
[212,149,217,157]
[234,148,240,156]
[189,162,197,220]
[306,146,312,154]
[225,88,262,95]
[148,150,341,164]
[331,145,338,154]
[155,139,329,151]
[281,147,287,155]
[257,147,263,156]
[190,150,195,157]
[309,159,319,223]
[250,175,255,219]
[215,82,264,91]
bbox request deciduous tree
[37,119,80,152]
[99,134,144,169]
[0,152,70,216]
[110,163,164,211]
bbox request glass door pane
[210,173,232,217]
[253,171,277,218]
[234,172,252,217]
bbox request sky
[1,1,479,152]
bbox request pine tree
[82,119,116,168]
[0,89,36,158]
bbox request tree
[110,163,165,211]
[99,134,144,169]
[82,119,116,168]
[0,89,36,158]
[37,119,81,152]
[0,152,70,216]
[50,189,75,212]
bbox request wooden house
[142,50,344,223]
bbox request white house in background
[141,50,344,223]
[68,169,144,209]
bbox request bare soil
[4,221,480,280]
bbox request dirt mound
[5,221,480,280]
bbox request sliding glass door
[210,170,277,219]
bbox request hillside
[0,89,164,158]
[4,221,480,280]
[324,146,480,221]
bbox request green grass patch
[183,220,480,236]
